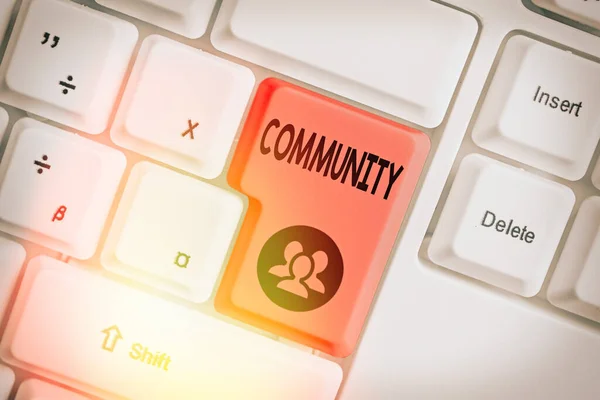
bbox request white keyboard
[0,0,599,399]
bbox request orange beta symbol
[52,205,67,222]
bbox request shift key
[1,257,342,399]
[216,79,430,357]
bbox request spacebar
[0,257,342,400]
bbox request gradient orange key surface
[216,79,430,357]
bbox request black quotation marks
[42,32,60,48]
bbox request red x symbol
[182,119,199,139]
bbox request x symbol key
[182,119,199,140]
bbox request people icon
[258,225,343,312]
[269,241,328,298]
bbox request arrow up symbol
[101,325,124,353]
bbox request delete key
[216,79,430,357]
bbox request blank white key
[112,35,254,179]
[97,0,217,39]
[428,154,574,297]
[102,162,243,303]
[0,365,15,400]
[0,118,126,259]
[0,1,16,46]
[212,0,477,128]
[472,35,600,180]
[15,380,89,400]
[0,238,26,322]
[533,0,600,30]
[0,0,138,134]
[1,257,342,399]
[549,196,600,323]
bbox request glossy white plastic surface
[0,0,138,133]
[472,35,600,180]
[0,237,25,323]
[549,196,600,323]
[428,154,574,297]
[102,162,243,303]
[212,0,477,128]
[1,257,343,400]
[0,119,126,259]
[111,35,254,179]
[15,380,90,400]
[96,0,217,39]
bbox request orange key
[216,79,430,357]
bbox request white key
[0,365,15,400]
[593,158,600,190]
[112,36,254,179]
[102,162,243,303]
[472,35,600,181]
[96,0,217,39]
[533,0,600,30]
[0,238,26,322]
[0,0,138,134]
[0,118,126,259]
[428,154,574,297]
[548,196,600,323]
[1,256,343,399]
[212,0,477,129]
[0,1,17,46]
[15,380,89,400]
